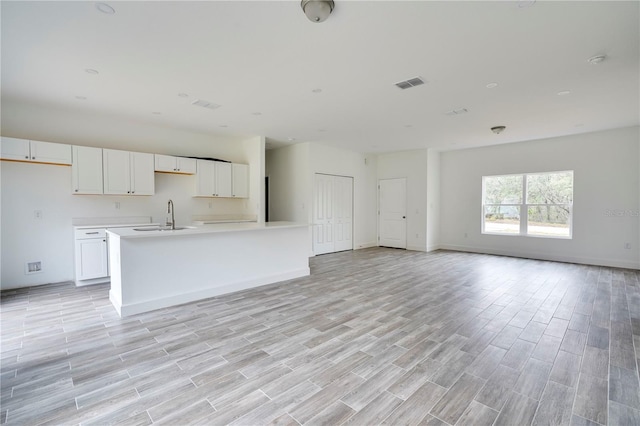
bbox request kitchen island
[107,222,309,317]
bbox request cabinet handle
[32,157,35,160]
[25,155,29,159]
[127,191,130,193]
[132,191,135,194]
[103,239,106,242]
[86,232,100,235]
[75,189,79,192]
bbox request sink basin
[133,226,195,231]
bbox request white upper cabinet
[232,163,249,198]
[216,162,233,197]
[72,146,104,194]
[103,149,154,195]
[195,160,233,197]
[2,137,72,165]
[154,154,197,174]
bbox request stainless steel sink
[133,226,194,231]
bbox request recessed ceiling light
[575,123,584,128]
[404,124,413,128]
[219,125,228,128]
[85,69,99,75]
[287,137,296,141]
[318,129,326,132]
[152,112,161,115]
[557,90,571,96]
[75,96,87,100]
[587,55,606,65]
[96,2,115,14]
[177,93,189,98]
[491,126,506,134]
[486,82,498,89]
[445,108,469,116]
[252,112,262,116]
[312,89,323,93]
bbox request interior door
[313,173,335,255]
[334,176,353,252]
[379,178,407,249]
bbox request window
[482,171,573,238]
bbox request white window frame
[482,171,573,239]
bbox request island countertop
[106,221,308,239]
[107,220,311,317]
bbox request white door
[313,174,335,255]
[313,174,354,255]
[334,176,353,252]
[379,178,407,249]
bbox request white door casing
[379,178,407,249]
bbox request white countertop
[106,221,308,239]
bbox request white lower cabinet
[74,228,109,285]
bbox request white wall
[377,150,429,251]
[440,126,640,269]
[426,149,441,252]
[1,100,266,289]
[266,142,378,253]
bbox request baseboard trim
[426,244,441,253]
[356,242,378,250]
[111,268,310,317]
[407,245,427,252]
[439,244,640,270]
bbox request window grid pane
[482,171,573,239]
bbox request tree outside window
[482,171,573,238]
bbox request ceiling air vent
[394,77,426,90]
[445,108,469,116]
[191,99,221,110]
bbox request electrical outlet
[416,233,419,239]
[114,202,120,210]
[464,232,468,238]
[208,202,213,209]
[34,210,42,220]
[625,242,631,250]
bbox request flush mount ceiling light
[491,126,506,134]
[301,0,334,23]
[85,68,99,75]
[587,54,606,65]
[96,2,115,14]
[557,90,571,96]
[177,93,189,98]
[486,82,499,89]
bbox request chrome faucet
[167,199,175,230]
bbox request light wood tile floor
[2,248,640,425]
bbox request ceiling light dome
[301,0,334,23]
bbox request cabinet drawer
[75,229,106,239]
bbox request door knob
[402,216,406,219]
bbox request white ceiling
[2,1,639,153]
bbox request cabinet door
[176,157,197,174]
[195,159,216,196]
[232,163,249,198]
[30,140,72,165]
[215,162,233,197]
[1,137,30,161]
[103,149,131,194]
[130,152,155,195]
[72,146,103,194]
[154,154,176,172]
[75,238,108,280]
